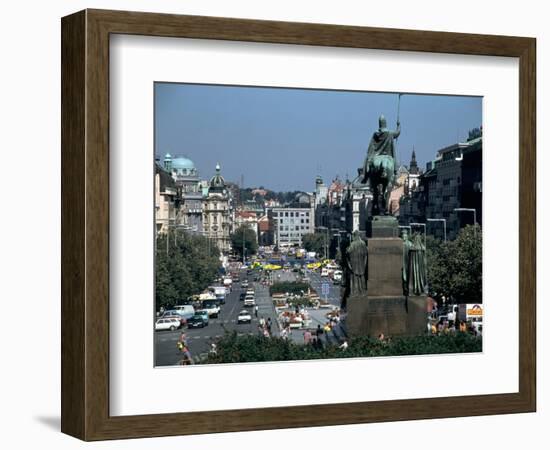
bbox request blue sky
[155,83,482,192]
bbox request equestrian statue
[360,113,401,215]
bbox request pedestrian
[177,332,187,352]
[259,316,265,328]
[316,324,324,338]
[182,345,192,364]
[254,305,259,318]
[303,329,312,345]
[178,331,187,345]
[339,340,348,350]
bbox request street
[154,270,279,366]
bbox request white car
[321,268,329,277]
[244,295,256,307]
[155,318,180,331]
[237,310,252,324]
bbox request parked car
[202,300,221,318]
[194,309,209,325]
[237,310,252,324]
[161,311,187,326]
[187,315,206,329]
[155,318,180,331]
[239,292,246,301]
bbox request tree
[231,225,258,258]
[302,232,329,257]
[155,230,220,310]
[426,225,482,303]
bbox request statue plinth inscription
[366,238,403,297]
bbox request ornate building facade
[202,164,234,252]
[163,153,203,233]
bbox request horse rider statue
[360,114,400,215]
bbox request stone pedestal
[346,295,426,337]
[367,215,400,238]
[346,216,427,337]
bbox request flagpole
[395,93,402,167]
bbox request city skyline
[155,83,482,192]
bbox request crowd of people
[428,318,482,337]
[257,316,273,337]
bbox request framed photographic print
[61,9,536,441]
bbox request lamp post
[317,226,329,259]
[427,218,447,242]
[242,224,246,265]
[454,208,477,237]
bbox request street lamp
[409,222,426,248]
[454,208,477,236]
[427,218,447,242]
[317,226,329,259]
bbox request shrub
[204,332,482,364]
[269,281,310,296]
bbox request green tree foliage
[204,332,481,364]
[155,230,220,311]
[426,224,482,302]
[302,232,329,257]
[230,225,258,258]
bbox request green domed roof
[171,156,195,171]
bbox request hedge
[269,281,310,296]
[204,332,482,364]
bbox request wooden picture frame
[61,9,536,441]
